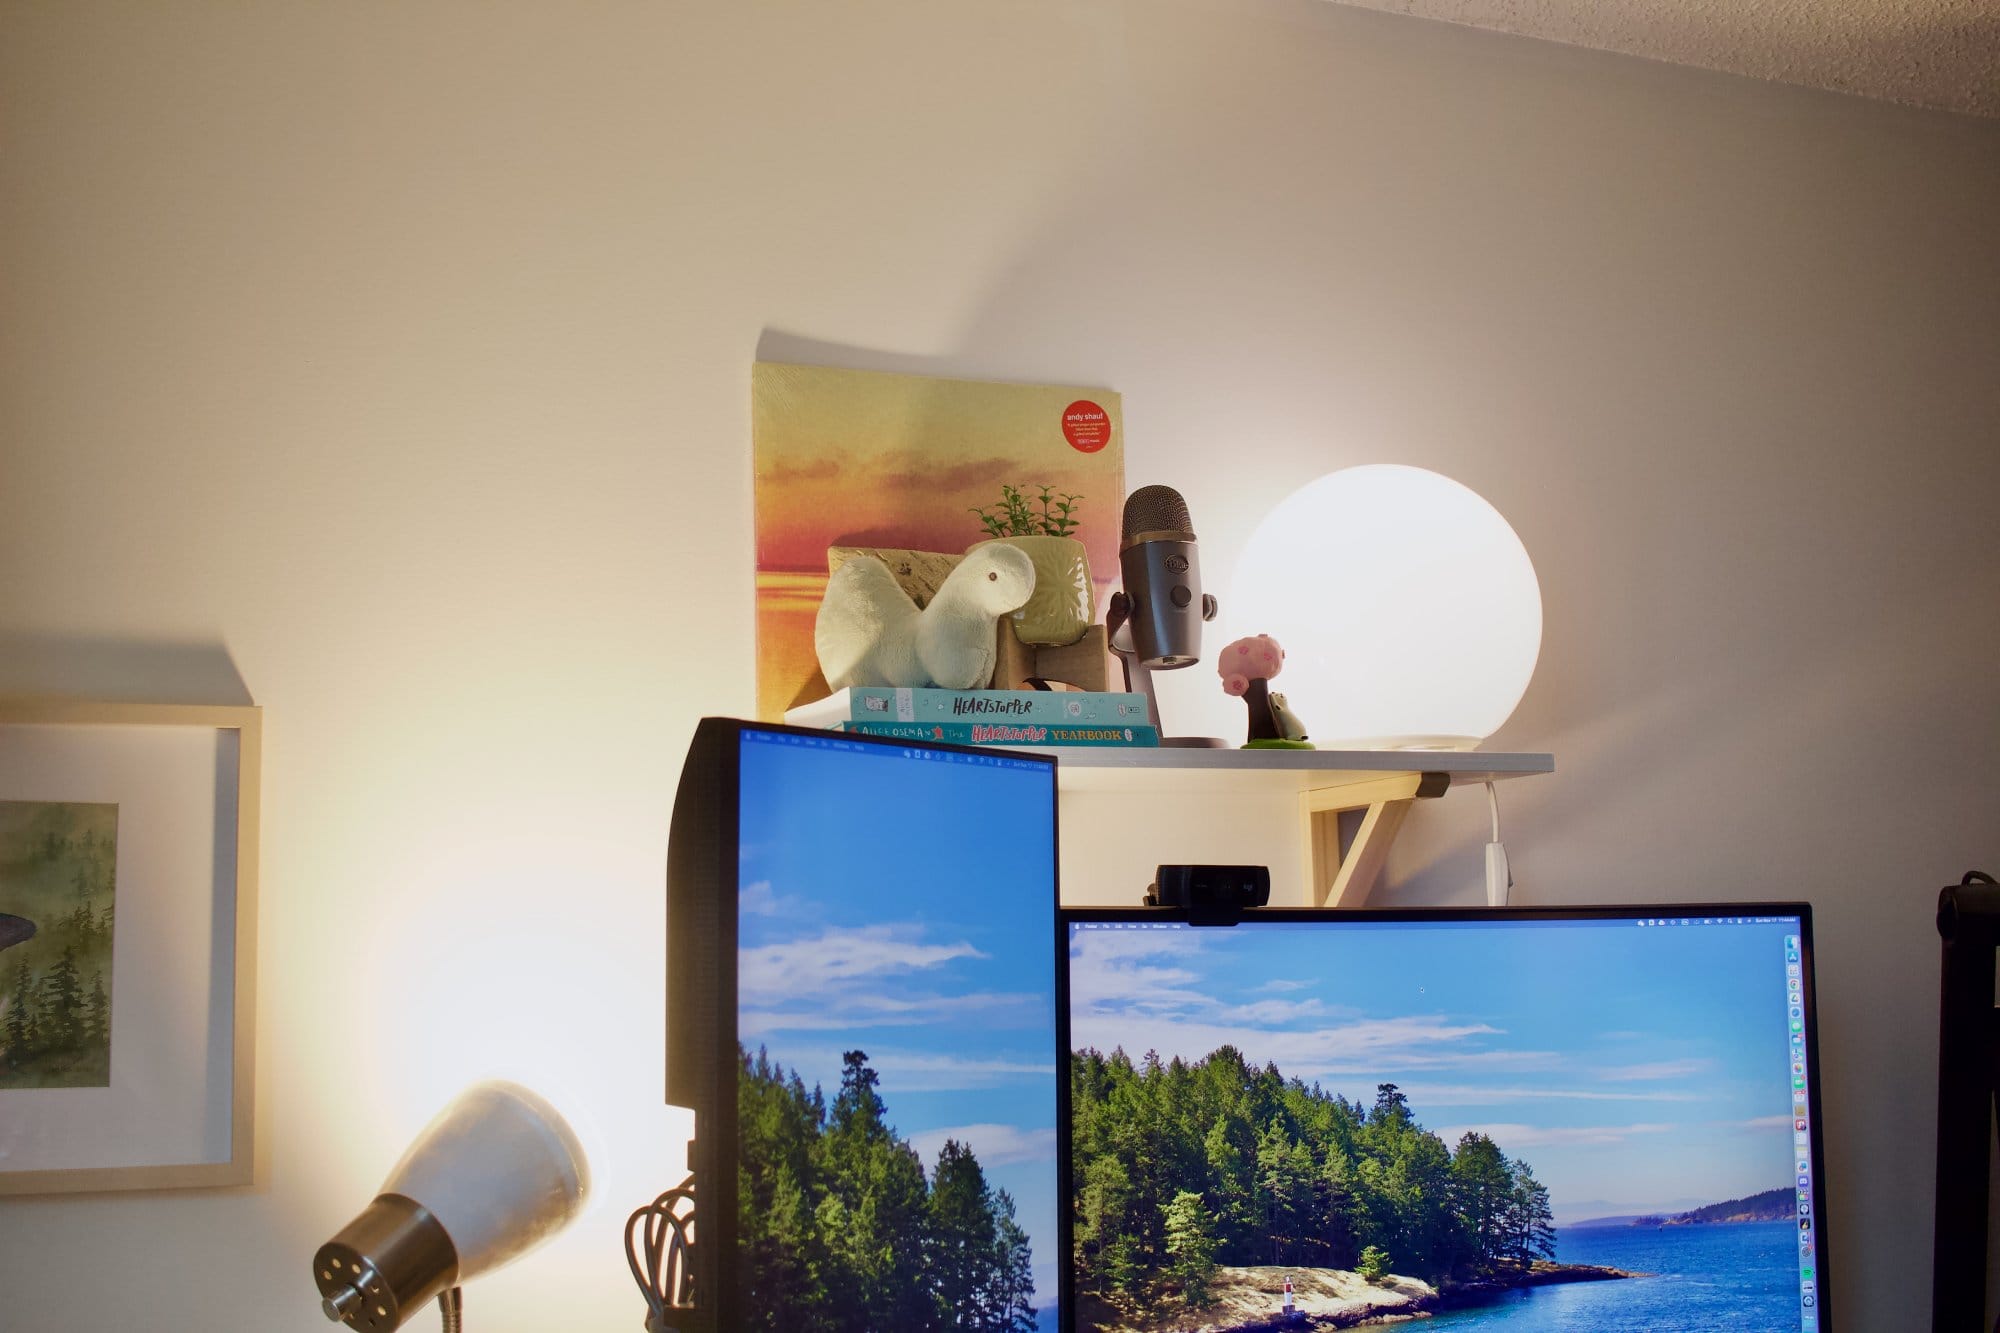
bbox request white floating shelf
[1042,747,1553,795]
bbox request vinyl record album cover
[752,363,1124,721]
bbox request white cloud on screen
[1432,1121,1678,1149]
[745,1046,1053,1095]
[1738,1114,1796,1131]
[1391,1083,1700,1106]
[1067,930,1210,1015]
[762,1049,1053,1093]
[1436,1049,1564,1070]
[1072,930,1204,964]
[738,881,792,916]
[1596,1059,1710,1081]
[737,918,1045,1041]
[1217,997,1335,1025]
[1071,1012,1502,1080]
[905,1123,1059,1170]
[741,987,1043,1037]
[1069,929,1514,1078]
[1067,931,1693,1096]
[740,923,985,998]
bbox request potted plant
[970,484,1093,647]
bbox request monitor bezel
[666,716,1066,1331]
[1059,901,1830,1333]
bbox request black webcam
[1144,864,1271,924]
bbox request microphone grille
[1123,484,1193,537]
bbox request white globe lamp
[1228,464,1541,749]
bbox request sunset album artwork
[752,363,1125,720]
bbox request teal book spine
[790,686,1152,729]
[831,720,1160,747]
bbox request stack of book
[783,687,1159,747]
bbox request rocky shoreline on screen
[1081,1261,1639,1332]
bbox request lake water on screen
[1418,1222,1812,1332]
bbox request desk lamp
[312,1080,590,1332]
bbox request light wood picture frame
[0,700,260,1193]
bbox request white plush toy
[816,544,1036,691]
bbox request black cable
[627,1176,697,1333]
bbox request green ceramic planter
[972,535,1093,647]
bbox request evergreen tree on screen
[1316,1147,1363,1268]
[1069,1049,1558,1312]
[1450,1133,1515,1269]
[931,1139,997,1325]
[929,1141,1037,1331]
[1357,1243,1392,1284]
[1255,1122,1315,1265]
[824,1051,932,1332]
[736,1046,1035,1333]
[1161,1190,1219,1306]
[1506,1162,1558,1267]
[1076,1150,1139,1302]
[737,1047,832,1332]
[994,1200,1038,1332]
[1202,1105,1254,1254]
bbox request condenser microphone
[1118,485,1217,668]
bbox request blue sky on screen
[737,732,1059,1301]
[1069,917,1805,1223]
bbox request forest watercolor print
[0,801,117,1090]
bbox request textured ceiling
[1327,0,2000,118]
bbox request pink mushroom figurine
[1219,634,1310,748]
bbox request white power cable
[1484,781,1514,908]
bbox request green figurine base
[1242,738,1316,750]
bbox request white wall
[2,2,1995,1329]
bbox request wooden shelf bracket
[1301,770,1451,907]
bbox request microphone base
[1110,640,1226,748]
[1104,592,1224,748]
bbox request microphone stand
[1107,593,1227,748]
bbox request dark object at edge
[1934,868,2000,1333]
[0,913,36,954]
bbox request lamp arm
[438,1289,462,1333]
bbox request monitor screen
[1063,907,1826,1333]
[731,726,1063,1331]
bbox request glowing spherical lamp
[1228,464,1541,749]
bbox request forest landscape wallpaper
[1067,916,1818,1332]
[733,733,1059,1332]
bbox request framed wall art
[0,700,260,1194]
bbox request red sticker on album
[1062,400,1111,453]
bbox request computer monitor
[1063,905,1828,1333]
[666,719,1065,1332]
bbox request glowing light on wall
[1228,464,1542,749]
